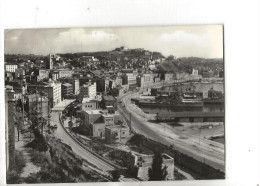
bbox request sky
[4,25,223,58]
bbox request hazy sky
[5,25,223,58]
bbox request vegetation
[6,151,27,184]
[111,170,121,181]
[108,150,138,178]
[127,134,154,155]
[71,124,91,136]
[25,129,48,152]
[148,152,167,181]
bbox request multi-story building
[111,86,125,97]
[38,69,50,80]
[46,54,54,69]
[50,71,59,81]
[61,83,73,99]
[95,78,109,93]
[5,64,18,73]
[81,97,100,111]
[136,74,154,88]
[122,73,138,86]
[27,80,61,108]
[15,68,25,78]
[80,82,96,99]
[58,78,80,95]
[82,109,116,138]
[57,69,74,79]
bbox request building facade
[80,82,97,99]
[105,125,130,144]
[5,64,18,73]
[61,83,73,99]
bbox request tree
[148,152,167,181]
[111,170,121,181]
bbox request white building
[38,69,50,80]
[57,70,74,78]
[5,64,18,73]
[45,80,62,107]
[80,82,97,99]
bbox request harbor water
[139,83,224,117]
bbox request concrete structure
[57,69,74,78]
[5,64,18,73]
[15,68,25,78]
[58,78,80,95]
[134,153,174,181]
[95,78,109,93]
[105,125,130,144]
[158,111,225,122]
[192,69,199,75]
[46,54,54,69]
[111,86,125,97]
[136,74,154,88]
[51,71,59,81]
[101,95,117,111]
[82,109,117,138]
[80,82,96,99]
[122,73,137,85]
[38,69,50,80]
[61,83,73,99]
[81,97,100,111]
[27,80,61,108]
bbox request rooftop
[103,95,116,101]
[83,109,102,115]
[82,97,98,103]
[62,83,73,87]
[105,125,127,130]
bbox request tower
[46,54,54,69]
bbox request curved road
[50,111,114,172]
[118,92,225,172]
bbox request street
[50,111,114,171]
[118,92,225,172]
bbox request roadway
[50,110,114,172]
[117,92,225,172]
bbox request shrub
[25,129,48,152]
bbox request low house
[81,97,100,111]
[111,86,125,97]
[101,95,117,111]
[105,125,130,144]
[82,109,116,138]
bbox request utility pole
[29,121,32,141]
[129,113,132,131]
[199,128,201,145]
[19,77,25,141]
[41,93,43,135]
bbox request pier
[157,111,224,122]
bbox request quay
[157,111,224,122]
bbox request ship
[203,87,224,104]
[136,91,204,108]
